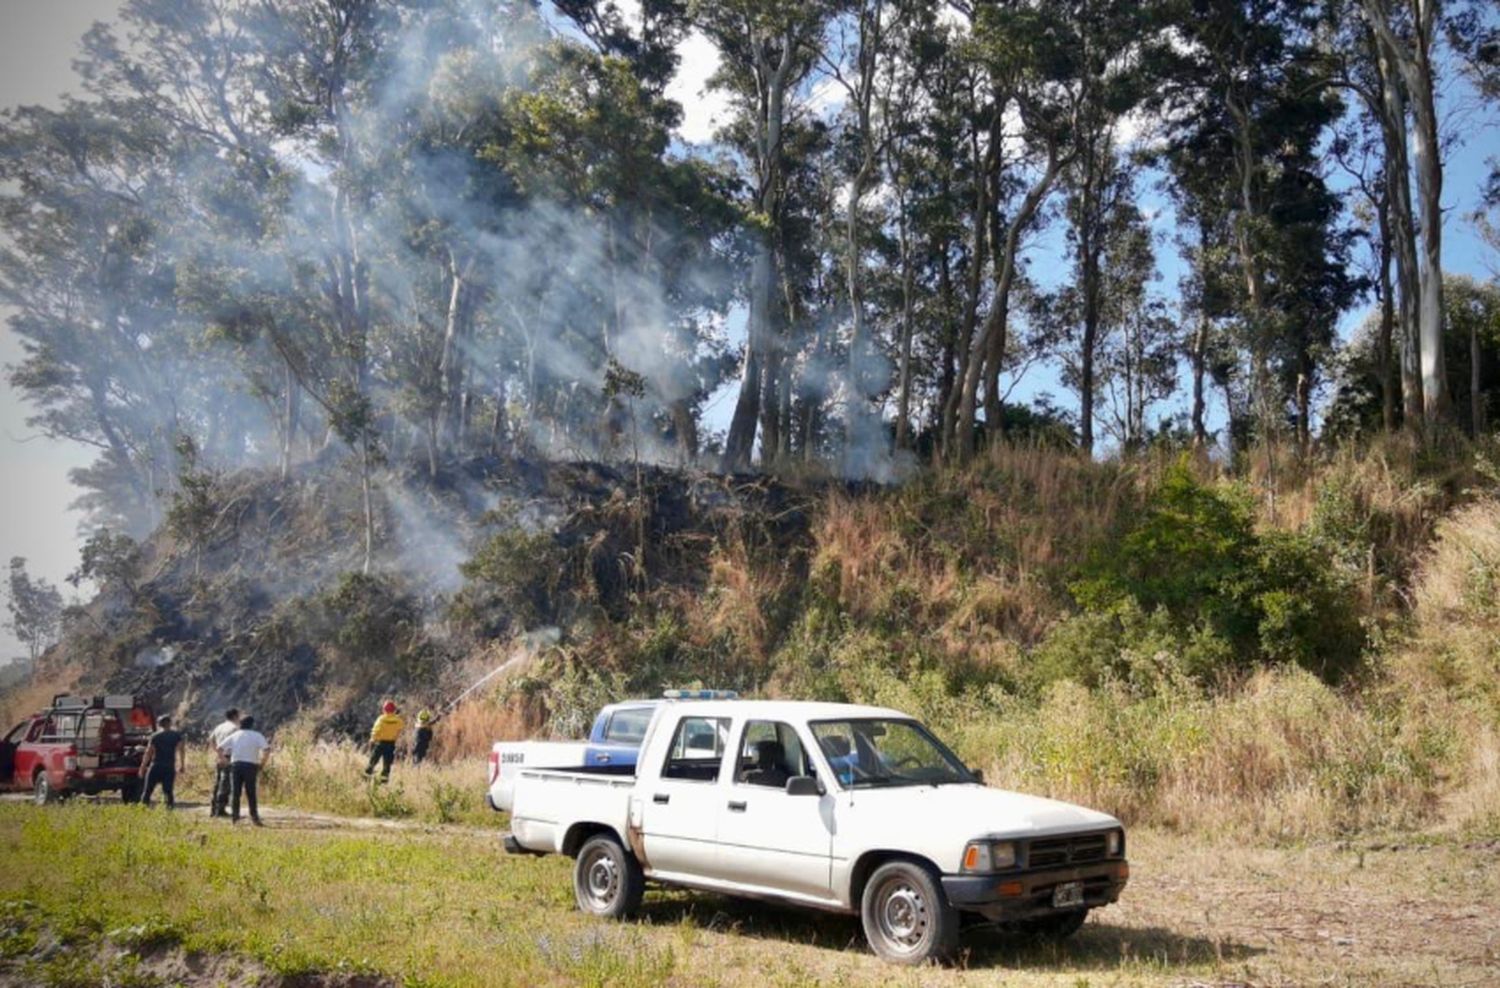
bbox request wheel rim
[580,847,620,911]
[875,877,929,955]
[34,777,47,804]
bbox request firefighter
[411,709,441,765]
[364,700,404,782]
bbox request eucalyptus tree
[949,0,1088,458]
[695,0,830,469]
[1356,0,1451,421]
[1053,0,1160,454]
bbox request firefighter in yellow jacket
[364,701,404,782]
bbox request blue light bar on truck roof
[662,689,739,700]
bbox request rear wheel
[33,772,55,806]
[572,834,644,920]
[120,781,142,805]
[860,860,959,965]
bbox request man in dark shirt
[141,715,186,809]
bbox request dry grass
[951,668,1444,841]
[0,664,79,729]
[811,444,1144,662]
[433,691,540,761]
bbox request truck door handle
[727,800,747,812]
[595,753,611,763]
[652,793,670,805]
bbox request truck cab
[0,694,154,804]
[506,698,1129,965]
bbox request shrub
[1074,459,1366,682]
[451,520,564,636]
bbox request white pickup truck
[505,696,1129,964]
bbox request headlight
[1107,830,1123,857]
[961,840,1017,872]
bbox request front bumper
[941,859,1129,921]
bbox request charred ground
[28,454,821,738]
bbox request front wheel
[860,860,959,965]
[572,835,644,920]
[120,781,142,805]
[33,773,56,806]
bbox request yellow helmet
[417,710,433,724]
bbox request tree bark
[1191,314,1210,448]
[280,357,300,481]
[1375,187,1398,432]
[1363,0,1448,422]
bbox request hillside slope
[7,438,1499,838]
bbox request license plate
[1052,881,1084,908]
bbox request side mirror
[969,768,985,785]
[786,775,822,797]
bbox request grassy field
[2,803,1497,987]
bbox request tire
[33,772,55,806]
[1020,908,1089,940]
[120,781,142,805]
[572,834,644,920]
[860,860,959,965]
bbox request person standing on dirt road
[207,708,240,818]
[411,709,441,765]
[140,715,186,809]
[218,715,271,826]
[365,701,404,781]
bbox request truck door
[636,714,731,879]
[0,721,30,789]
[715,719,834,899]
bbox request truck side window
[735,721,809,788]
[603,707,652,745]
[4,722,31,744]
[661,716,729,782]
[42,713,78,741]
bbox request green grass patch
[0,804,675,987]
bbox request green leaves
[1073,460,1366,684]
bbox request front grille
[1026,832,1109,869]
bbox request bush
[1073,460,1366,683]
[451,520,564,636]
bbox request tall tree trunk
[1473,311,1486,435]
[1375,189,1398,432]
[960,143,1064,458]
[1226,95,1273,442]
[941,117,991,456]
[894,200,916,450]
[281,358,301,481]
[1370,40,1425,425]
[440,248,476,449]
[1364,0,1447,422]
[725,241,772,470]
[723,33,795,471]
[1191,313,1210,448]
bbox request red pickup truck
[0,694,155,804]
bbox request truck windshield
[810,719,975,789]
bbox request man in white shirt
[206,708,240,818]
[217,714,271,826]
